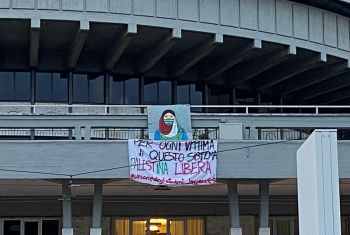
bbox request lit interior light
[149,225,159,232]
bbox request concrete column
[30,71,35,105]
[90,182,103,235]
[227,182,242,235]
[68,72,73,114]
[62,180,73,235]
[297,129,341,235]
[172,80,177,104]
[259,181,270,235]
[203,83,209,113]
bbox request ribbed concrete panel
[178,0,198,21]
[309,8,324,43]
[276,1,293,36]
[258,0,276,33]
[156,0,175,19]
[86,0,108,12]
[37,0,60,10]
[337,16,350,51]
[240,0,258,30]
[323,13,337,47]
[0,0,9,8]
[12,0,34,9]
[134,0,155,16]
[220,0,239,26]
[293,4,308,40]
[200,0,219,24]
[110,0,132,14]
[62,0,84,11]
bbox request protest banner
[128,139,217,186]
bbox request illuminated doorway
[112,218,204,235]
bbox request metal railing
[0,127,219,140]
[258,128,350,140]
[0,104,349,115]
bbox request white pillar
[90,182,103,235]
[297,129,341,235]
[258,181,270,235]
[62,180,74,235]
[227,182,242,235]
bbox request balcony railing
[0,127,219,140]
[0,104,350,115]
[258,128,350,140]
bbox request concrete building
[0,0,349,235]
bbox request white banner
[128,139,218,187]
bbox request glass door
[23,221,38,235]
[113,218,204,235]
[169,220,185,235]
[130,220,148,235]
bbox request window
[4,220,20,235]
[15,72,31,101]
[36,73,68,102]
[177,84,190,104]
[125,78,139,105]
[73,74,104,104]
[112,218,204,235]
[144,81,172,105]
[209,85,229,105]
[176,83,202,105]
[0,72,30,101]
[110,76,124,104]
[42,220,59,235]
[2,219,59,235]
[110,76,140,105]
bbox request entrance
[2,219,60,235]
[112,218,204,235]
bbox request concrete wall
[206,216,256,235]
[0,139,349,179]
[0,0,348,60]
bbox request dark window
[73,74,104,104]
[52,73,68,102]
[14,72,30,101]
[89,75,104,104]
[36,73,68,102]
[42,220,59,235]
[0,72,30,101]
[125,78,139,105]
[209,85,229,105]
[36,73,52,101]
[4,220,20,235]
[177,84,190,104]
[24,222,38,235]
[190,84,202,105]
[110,76,124,104]
[144,82,158,105]
[0,72,14,101]
[158,81,172,105]
[73,74,88,103]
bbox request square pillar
[62,228,74,235]
[230,228,242,235]
[90,182,103,235]
[258,227,270,235]
[227,182,242,235]
[62,180,73,235]
[259,181,270,235]
[90,228,102,235]
[297,129,341,235]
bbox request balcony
[0,104,349,141]
[0,104,348,179]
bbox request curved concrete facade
[0,0,349,60]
